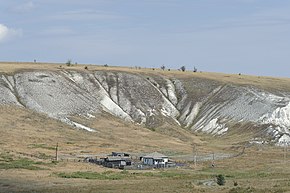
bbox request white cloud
[0,24,22,43]
[12,1,35,13]
[0,24,9,41]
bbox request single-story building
[103,157,132,169]
[141,152,169,167]
[85,152,132,169]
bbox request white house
[142,152,168,167]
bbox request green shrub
[234,181,238,186]
[66,59,72,66]
[180,66,186,72]
[216,174,225,186]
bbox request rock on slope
[1,70,290,144]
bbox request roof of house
[143,152,168,159]
[105,157,131,161]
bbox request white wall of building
[143,157,168,165]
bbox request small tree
[161,64,165,71]
[66,59,72,66]
[180,65,186,72]
[216,174,225,186]
[234,181,238,186]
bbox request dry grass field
[1,62,290,193]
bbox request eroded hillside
[1,62,290,145]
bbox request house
[141,152,169,167]
[103,157,132,169]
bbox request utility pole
[56,142,58,161]
[284,140,287,164]
[212,152,215,168]
[193,144,197,168]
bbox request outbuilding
[141,152,168,167]
[103,157,131,169]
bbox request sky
[0,0,290,77]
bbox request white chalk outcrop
[1,69,290,144]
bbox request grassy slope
[1,62,290,193]
[0,106,198,157]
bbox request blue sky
[0,0,290,77]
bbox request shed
[103,157,132,169]
[141,152,168,167]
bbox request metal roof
[106,157,131,161]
